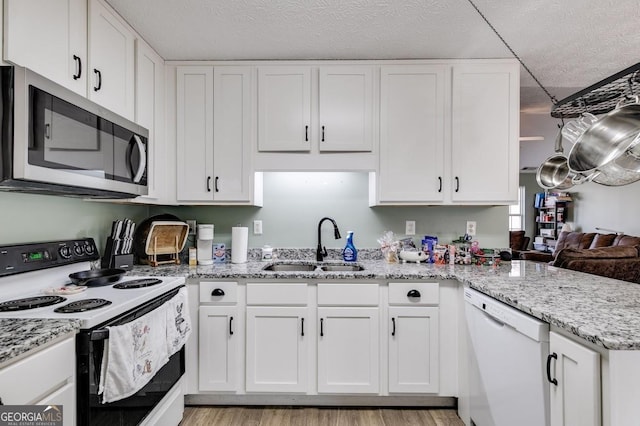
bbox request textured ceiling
[106,0,640,110]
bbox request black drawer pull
[438,176,442,192]
[546,352,558,386]
[215,176,219,192]
[229,316,234,336]
[301,318,305,337]
[305,125,309,142]
[211,288,225,296]
[455,176,460,192]
[407,289,421,298]
[93,69,102,91]
[320,318,324,337]
[321,125,325,142]
[73,55,82,80]
[391,317,396,336]
[207,176,212,192]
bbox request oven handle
[89,284,185,341]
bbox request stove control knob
[73,245,85,257]
[84,243,96,256]
[59,246,72,259]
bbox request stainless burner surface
[53,298,112,313]
[0,295,66,312]
[113,278,163,289]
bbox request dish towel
[166,287,192,356]
[98,303,170,403]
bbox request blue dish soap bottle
[343,231,358,262]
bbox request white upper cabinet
[318,66,374,152]
[3,0,87,95]
[87,0,135,120]
[134,39,165,202]
[176,66,255,204]
[4,0,136,120]
[451,62,519,203]
[376,65,447,203]
[258,66,312,152]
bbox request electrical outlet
[466,221,477,236]
[187,220,196,235]
[253,220,263,235]
[405,220,416,236]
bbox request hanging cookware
[69,268,125,287]
[567,97,640,186]
[535,122,592,190]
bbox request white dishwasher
[464,287,550,426]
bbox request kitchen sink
[262,263,365,272]
[262,264,318,272]
[320,264,365,272]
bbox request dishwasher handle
[546,352,558,386]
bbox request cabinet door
[135,39,165,201]
[549,331,601,426]
[451,62,519,203]
[4,0,87,95]
[257,67,311,151]
[317,307,379,394]
[246,307,308,393]
[378,65,447,203]
[36,382,75,426]
[176,66,214,202]
[388,306,439,393]
[213,67,252,201]
[87,0,135,119]
[199,306,238,392]
[318,66,373,152]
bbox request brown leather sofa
[520,231,640,283]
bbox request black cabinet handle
[546,353,558,386]
[407,289,421,298]
[93,69,102,91]
[438,176,442,193]
[229,316,234,336]
[214,176,219,192]
[320,318,324,337]
[305,125,309,142]
[455,176,460,193]
[211,288,225,296]
[321,126,325,142]
[207,176,212,192]
[73,55,82,80]
[391,317,396,336]
[301,318,305,337]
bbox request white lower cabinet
[388,306,439,393]
[317,306,380,394]
[0,336,75,426]
[199,306,238,392]
[549,331,601,426]
[246,306,308,393]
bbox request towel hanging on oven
[98,303,170,403]
[166,287,192,357]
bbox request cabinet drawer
[0,336,74,405]
[317,283,379,306]
[247,283,308,306]
[389,282,439,305]
[200,281,238,304]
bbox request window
[509,186,525,231]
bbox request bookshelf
[534,192,571,252]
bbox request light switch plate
[405,220,416,236]
[253,220,263,235]
[466,221,477,236]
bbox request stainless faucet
[316,217,342,261]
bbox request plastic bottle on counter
[342,231,358,262]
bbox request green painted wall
[0,192,149,251]
[151,172,509,250]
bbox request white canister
[261,245,273,261]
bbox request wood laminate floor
[181,406,464,426]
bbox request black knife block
[102,237,134,270]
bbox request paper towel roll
[231,227,248,263]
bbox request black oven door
[76,287,185,426]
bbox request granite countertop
[0,318,81,367]
[131,254,640,351]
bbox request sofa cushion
[588,233,617,249]
[555,232,596,252]
[613,234,640,247]
[553,246,640,268]
[562,258,640,283]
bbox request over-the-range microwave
[0,66,148,198]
